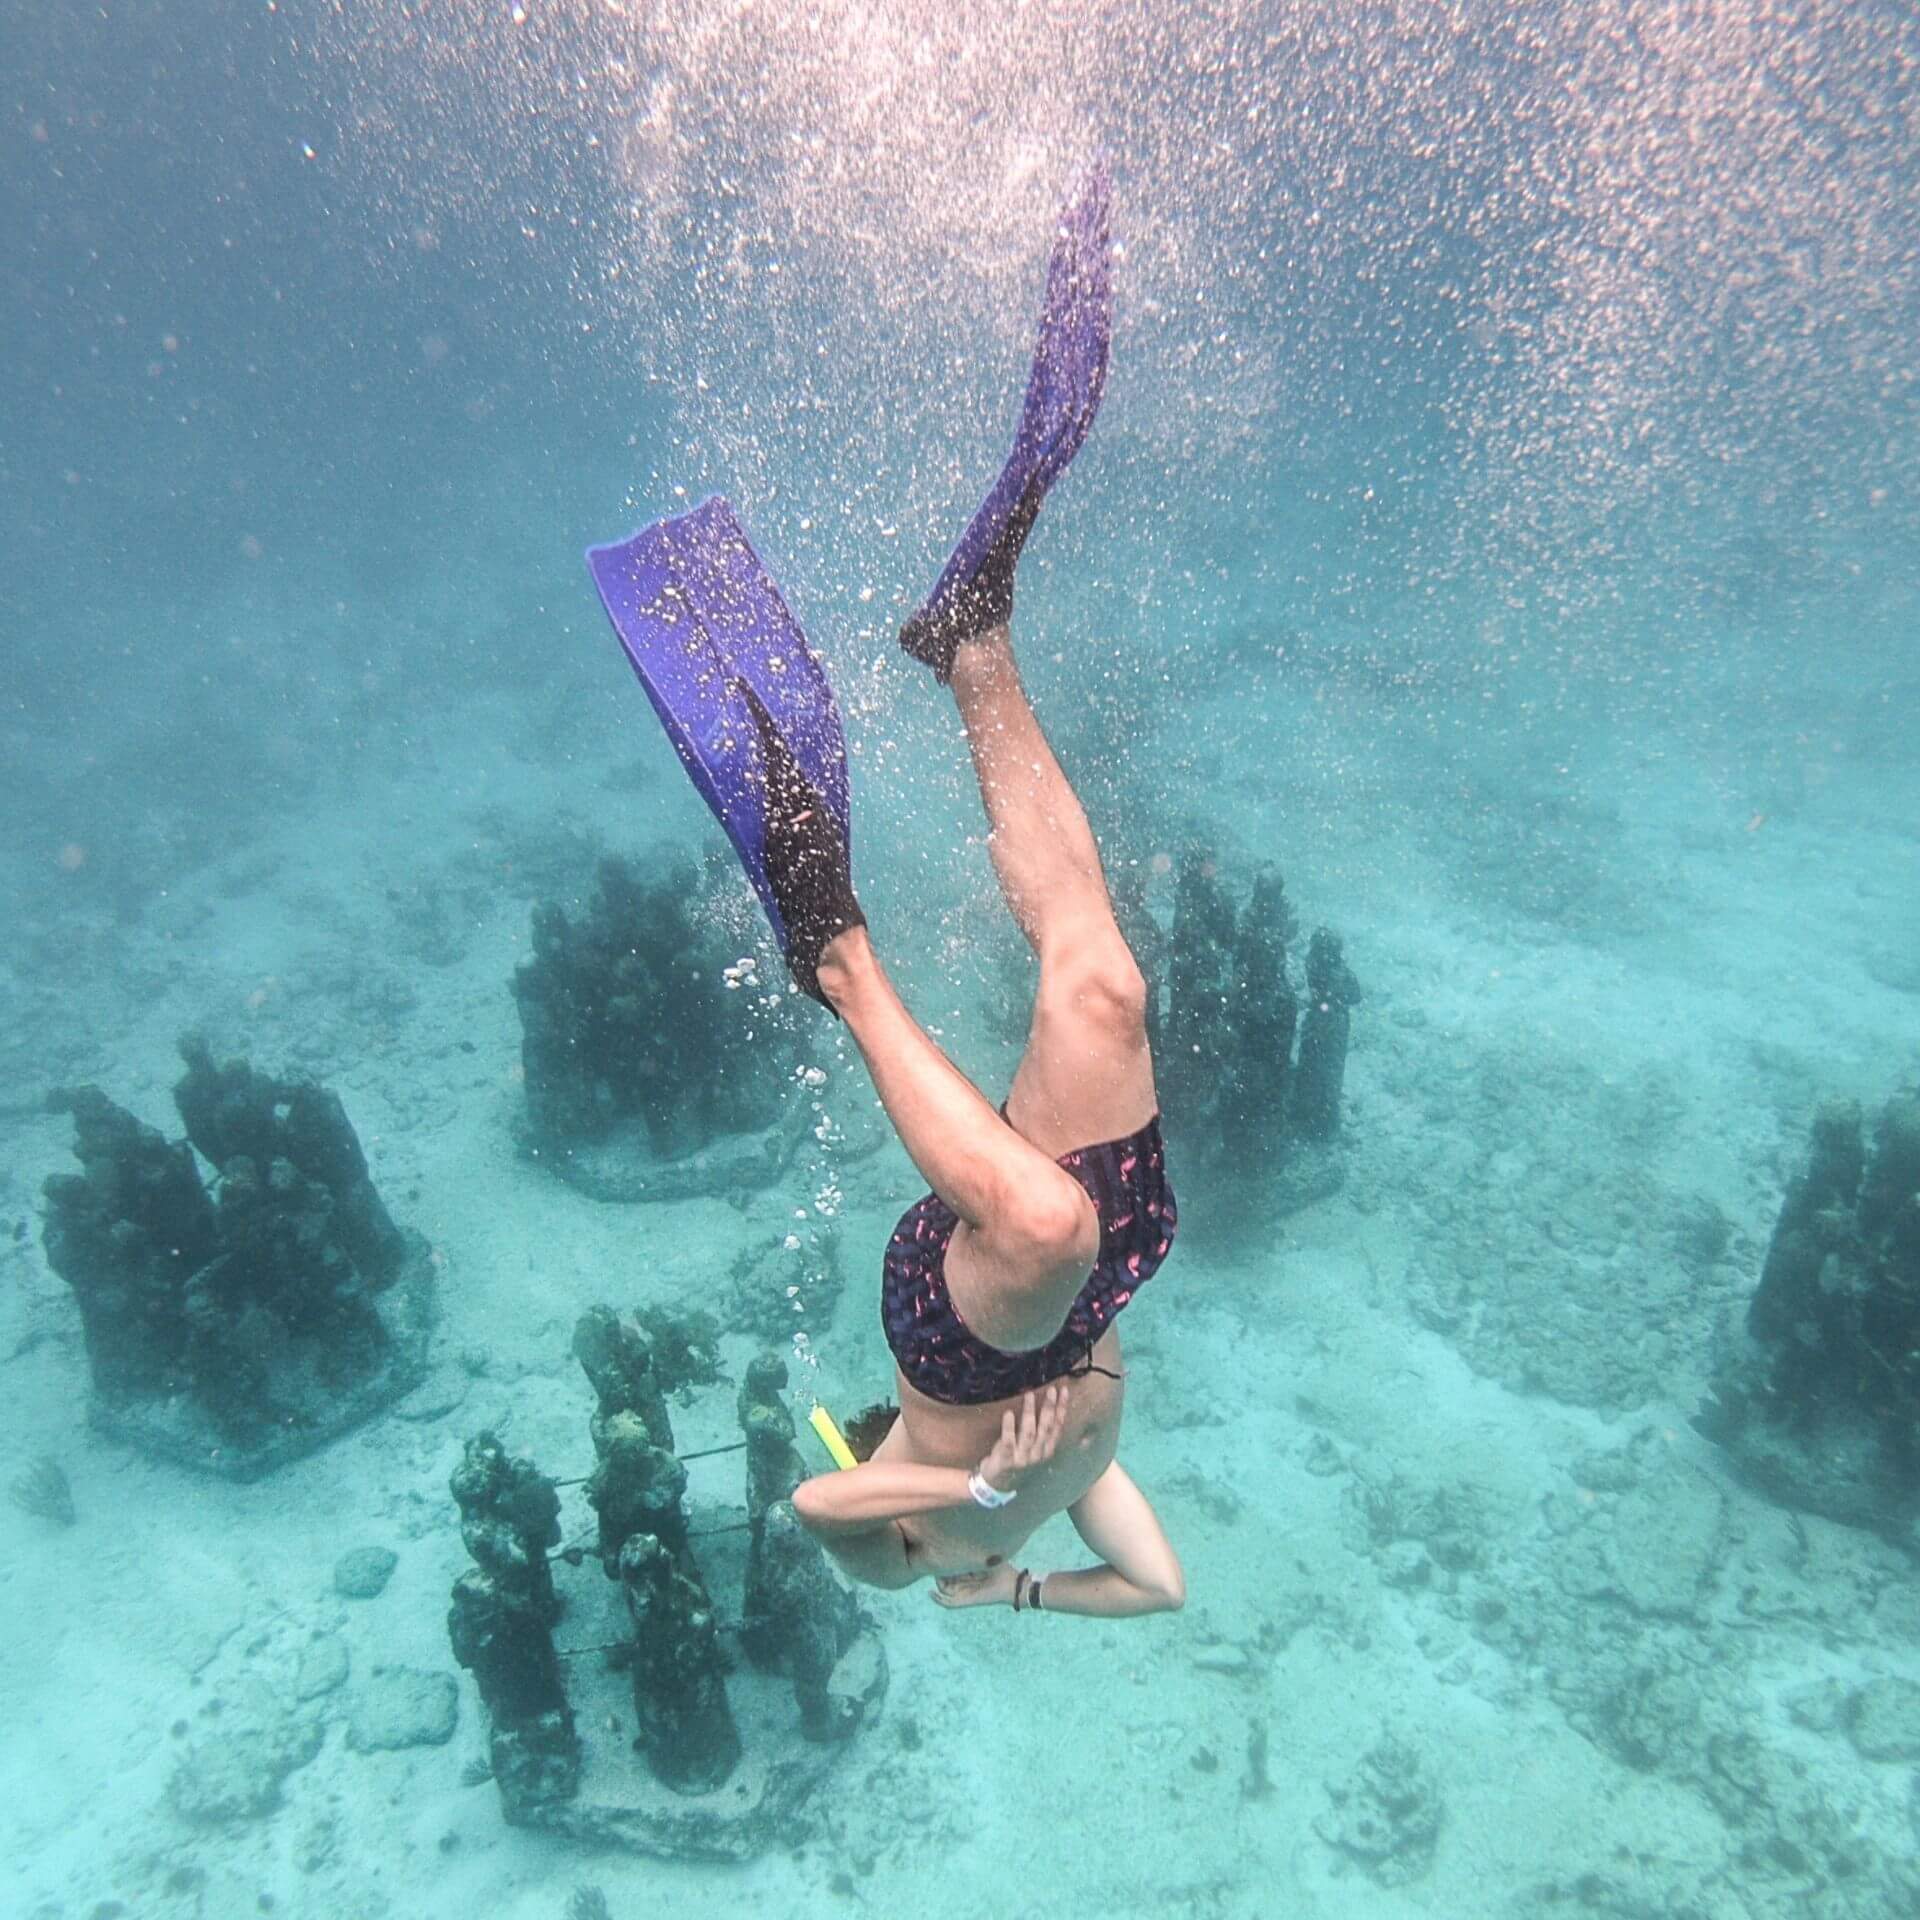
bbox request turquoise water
[5,4,1918,1917]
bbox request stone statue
[618,1532,741,1793]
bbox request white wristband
[967,1469,1017,1510]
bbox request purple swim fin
[899,164,1113,681]
[585,496,859,1003]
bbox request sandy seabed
[3,653,1918,1920]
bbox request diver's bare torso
[840,1331,1125,1583]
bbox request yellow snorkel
[808,1402,859,1471]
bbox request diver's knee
[1043,935,1148,1043]
[1000,1173,1100,1277]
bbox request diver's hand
[977,1384,1068,1495]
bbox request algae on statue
[41,1037,433,1478]
[618,1532,742,1793]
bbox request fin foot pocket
[585,495,858,1009]
[898,164,1112,681]
[740,684,864,1009]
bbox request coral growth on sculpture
[510,855,803,1199]
[1134,850,1362,1225]
[40,1036,435,1478]
[1698,1090,1920,1533]
[448,1316,886,1860]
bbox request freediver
[586,166,1184,1619]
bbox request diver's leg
[947,629,1157,1157]
[948,628,1113,949]
[817,929,1098,1333]
[929,1461,1184,1616]
[1048,1459,1186,1615]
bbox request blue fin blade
[585,495,852,954]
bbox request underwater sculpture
[738,1350,807,1524]
[572,1304,678,1454]
[510,853,890,1203]
[737,1351,875,1740]
[1698,1090,1920,1533]
[587,1414,691,1566]
[448,1433,580,1803]
[1294,928,1364,1142]
[40,1036,434,1478]
[618,1532,742,1791]
[510,853,800,1199]
[452,1430,565,1624]
[1147,850,1361,1219]
[448,1314,886,1859]
[570,1304,736,1778]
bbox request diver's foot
[742,686,865,1010]
[812,922,875,1013]
[900,169,1111,684]
[931,1562,1021,1610]
[898,479,1045,683]
[944,623,1022,707]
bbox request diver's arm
[790,1461,975,1538]
[791,1385,1067,1539]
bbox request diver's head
[841,1402,900,1462]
